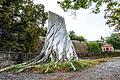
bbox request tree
[75,36,86,42]
[105,4,120,30]
[0,0,48,52]
[39,27,47,37]
[69,30,76,40]
[106,33,120,49]
[69,30,86,42]
[58,0,120,30]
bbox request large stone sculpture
[44,11,78,61]
[28,11,78,64]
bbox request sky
[34,0,114,41]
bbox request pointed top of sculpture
[48,11,63,18]
[48,11,65,22]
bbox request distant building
[101,43,114,52]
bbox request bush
[86,42,101,53]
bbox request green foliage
[86,42,101,52]
[69,30,76,40]
[58,0,120,30]
[39,27,47,37]
[106,33,120,49]
[5,59,103,73]
[105,4,120,30]
[58,0,112,13]
[69,30,86,42]
[6,64,26,73]
[0,0,48,52]
[75,36,86,42]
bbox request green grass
[5,58,109,73]
[5,64,27,73]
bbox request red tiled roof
[102,44,113,47]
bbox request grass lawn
[3,58,110,73]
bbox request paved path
[0,57,120,80]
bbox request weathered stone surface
[72,40,88,54]
[37,11,78,61]
[37,38,88,56]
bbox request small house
[101,43,114,52]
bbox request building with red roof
[101,43,114,52]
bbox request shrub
[86,42,101,53]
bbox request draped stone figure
[27,11,78,64]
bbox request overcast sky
[34,0,114,41]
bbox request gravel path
[0,57,120,80]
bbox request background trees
[69,30,86,42]
[104,2,120,30]
[0,0,48,52]
[58,0,120,30]
[69,30,76,40]
[106,33,120,49]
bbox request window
[110,48,112,51]
[106,48,109,51]
[104,48,106,51]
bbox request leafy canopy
[69,30,86,42]
[58,0,120,30]
[0,0,48,52]
[106,33,120,49]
